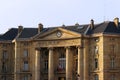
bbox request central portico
[33,27,87,80]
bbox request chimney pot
[75,23,79,26]
[38,23,43,33]
[18,25,23,33]
[114,17,119,27]
[90,19,94,29]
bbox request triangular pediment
[33,28,81,40]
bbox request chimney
[18,25,23,33]
[90,19,94,29]
[38,23,43,33]
[75,23,79,26]
[114,17,119,27]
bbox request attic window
[110,38,115,41]
[2,44,7,48]
[77,26,84,29]
[23,42,29,46]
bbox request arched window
[94,74,99,80]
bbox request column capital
[76,45,84,49]
[65,46,71,49]
[48,47,54,50]
[35,48,41,51]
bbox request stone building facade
[0,18,120,80]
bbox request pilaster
[77,46,83,80]
[14,41,20,80]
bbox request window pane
[95,74,99,80]
[58,53,66,71]
[111,58,115,68]
[24,61,28,71]
[3,51,8,59]
[23,75,28,80]
[95,59,98,68]
[24,50,28,57]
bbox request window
[1,76,6,80]
[2,62,7,72]
[2,44,7,48]
[111,75,115,80]
[110,38,115,41]
[2,51,8,59]
[95,46,98,54]
[111,58,115,69]
[94,74,99,80]
[58,53,66,71]
[44,59,48,71]
[95,58,98,69]
[110,45,115,54]
[24,50,28,57]
[23,75,28,80]
[75,59,78,71]
[23,61,28,71]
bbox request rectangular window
[23,61,28,71]
[2,51,8,59]
[111,58,115,69]
[110,45,115,54]
[23,75,28,80]
[24,50,28,57]
[1,76,6,80]
[59,58,66,70]
[94,74,99,80]
[95,58,98,69]
[111,75,115,80]
[2,62,7,73]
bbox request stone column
[48,47,54,80]
[35,48,41,80]
[77,46,83,80]
[66,47,72,80]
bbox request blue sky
[0,0,120,33]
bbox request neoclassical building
[0,18,120,80]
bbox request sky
[0,0,120,34]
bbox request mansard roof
[1,21,120,41]
[62,24,89,34]
[86,21,120,35]
[0,28,18,41]
[18,28,38,38]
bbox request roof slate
[62,25,89,34]
[18,28,38,38]
[0,28,18,41]
[1,21,120,41]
